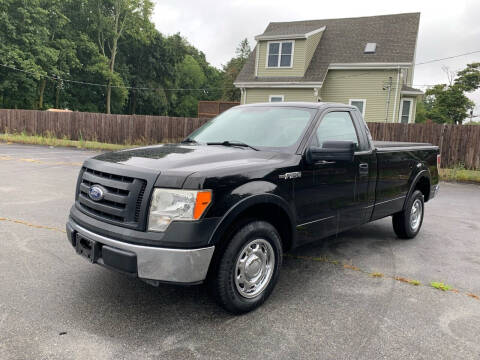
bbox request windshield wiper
[206,141,259,151]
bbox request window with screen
[349,99,366,117]
[400,99,411,123]
[315,112,359,148]
[267,41,293,68]
[269,95,284,102]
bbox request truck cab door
[294,110,362,245]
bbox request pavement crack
[0,217,66,234]
[285,254,480,304]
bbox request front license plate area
[76,234,100,263]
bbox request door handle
[359,163,369,175]
[316,160,336,165]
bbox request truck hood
[91,144,297,188]
[93,144,281,173]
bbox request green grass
[430,282,452,291]
[439,167,480,183]
[0,132,138,151]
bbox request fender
[208,190,296,248]
[403,169,430,209]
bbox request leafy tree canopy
[418,63,478,125]
[0,0,223,117]
[222,38,251,102]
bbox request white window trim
[399,98,413,123]
[265,40,294,69]
[269,95,284,102]
[349,99,367,118]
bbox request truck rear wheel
[392,190,424,239]
[210,220,282,314]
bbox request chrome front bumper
[67,219,215,284]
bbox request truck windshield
[188,106,317,151]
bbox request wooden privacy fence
[1,109,480,169]
[368,122,480,170]
[0,109,209,144]
[198,101,239,119]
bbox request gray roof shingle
[401,84,424,94]
[236,13,420,84]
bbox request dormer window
[267,41,294,68]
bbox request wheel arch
[208,193,296,252]
[404,170,431,209]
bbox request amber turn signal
[193,191,212,219]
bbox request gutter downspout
[384,76,392,122]
[392,66,401,123]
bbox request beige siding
[305,31,323,69]
[321,69,402,123]
[244,88,316,103]
[256,40,306,77]
[405,66,414,86]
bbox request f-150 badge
[279,172,302,180]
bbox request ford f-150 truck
[66,102,439,313]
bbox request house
[234,13,424,123]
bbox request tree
[414,101,427,123]
[418,63,479,125]
[169,55,206,117]
[90,0,154,113]
[423,84,474,124]
[236,38,251,60]
[455,62,480,92]
[120,31,173,115]
[222,38,251,101]
[0,0,222,116]
[0,0,61,109]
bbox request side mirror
[305,140,355,165]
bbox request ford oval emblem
[88,185,105,201]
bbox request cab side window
[315,111,359,149]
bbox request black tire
[392,190,424,239]
[209,220,283,314]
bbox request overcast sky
[152,0,480,114]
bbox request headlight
[148,188,212,232]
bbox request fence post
[438,123,447,168]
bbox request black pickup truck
[66,102,439,313]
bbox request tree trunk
[106,40,117,114]
[105,5,121,115]
[38,79,46,109]
[55,80,61,108]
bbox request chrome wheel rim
[410,199,423,231]
[234,239,275,299]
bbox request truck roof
[236,102,356,110]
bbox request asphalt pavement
[1,143,480,359]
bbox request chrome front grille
[77,166,148,229]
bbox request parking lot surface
[1,143,480,360]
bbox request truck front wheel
[392,190,424,239]
[210,220,283,314]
